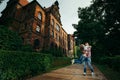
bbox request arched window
[21,37,24,43]
[38,12,42,20]
[56,24,60,31]
[36,25,40,32]
[50,42,54,48]
[34,39,40,49]
[51,19,54,26]
[51,30,54,38]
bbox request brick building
[68,34,75,57]
[0,0,75,56]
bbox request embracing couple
[72,42,94,76]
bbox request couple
[72,42,94,76]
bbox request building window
[34,39,40,50]
[50,42,54,48]
[51,19,54,26]
[38,12,42,20]
[56,24,60,31]
[36,25,40,32]
[55,34,59,41]
[51,31,54,38]
[57,36,59,41]
[56,33,57,40]
[21,37,24,43]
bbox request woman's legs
[87,60,94,72]
[83,57,87,75]
[84,62,87,73]
[83,57,94,75]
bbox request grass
[51,64,71,70]
[96,64,120,80]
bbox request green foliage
[0,0,4,4]
[43,47,64,57]
[52,57,71,67]
[96,64,120,80]
[0,25,22,50]
[0,50,71,80]
[0,50,52,80]
[99,56,120,72]
[21,44,33,52]
[74,0,120,58]
[74,7,105,46]
[91,0,120,55]
[75,46,82,58]
[73,7,106,61]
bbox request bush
[42,48,64,57]
[0,25,22,51]
[99,56,120,72]
[52,57,71,67]
[0,50,71,80]
[0,50,52,80]
[21,44,33,52]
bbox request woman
[71,44,85,64]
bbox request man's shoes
[83,72,86,76]
[71,59,74,64]
[91,72,94,76]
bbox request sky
[0,0,92,34]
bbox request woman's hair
[80,44,84,51]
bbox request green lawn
[96,64,120,80]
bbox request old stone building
[68,34,75,57]
[43,1,68,55]
[0,0,75,56]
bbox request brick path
[27,64,107,80]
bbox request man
[83,42,94,76]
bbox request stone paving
[27,64,107,80]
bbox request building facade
[0,0,75,56]
[68,34,75,57]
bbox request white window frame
[38,12,42,20]
[36,25,40,32]
[56,24,60,31]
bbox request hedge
[0,50,52,80]
[99,56,120,72]
[52,57,71,67]
[0,50,71,80]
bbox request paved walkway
[27,64,107,80]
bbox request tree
[74,7,105,45]
[74,0,120,57]
[0,0,4,4]
[73,6,106,61]
[91,0,120,55]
